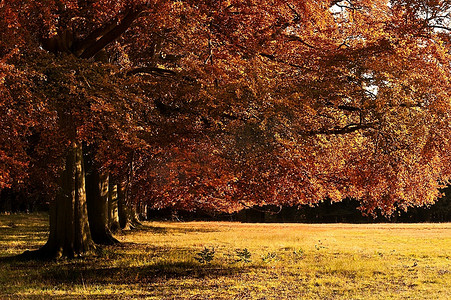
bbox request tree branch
[127,67,177,77]
[127,67,198,85]
[284,34,319,49]
[337,105,361,112]
[427,25,451,31]
[306,122,376,135]
[79,8,143,59]
[259,52,311,70]
[72,17,120,56]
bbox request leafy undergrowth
[0,213,450,299]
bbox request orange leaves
[0,0,449,216]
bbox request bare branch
[428,25,451,31]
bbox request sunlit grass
[0,213,450,299]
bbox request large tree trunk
[86,169,119,245]
[32,141,95,259]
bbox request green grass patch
[0,213,450,299]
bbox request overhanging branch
[306,122,376,135]
[284,34,319,49]
[79,8,143,59]
[127,67,177,77]
[259,52,311,70]
[127,67,198,85]
[72,17,120,56]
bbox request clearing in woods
[0,213,450,299]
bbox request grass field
[0,213,450,299]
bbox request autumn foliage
[0,0,450,217]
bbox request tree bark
[117,179,142,230]
[137,203,147,221]
[29,141,95,259]
[86,168,119,245]
[108,181,120,232]
[117,152,142,230]
[117,180,132,230]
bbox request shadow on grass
[0,217,219,262]
[0,214,257,298]
[0,223,255,286]
[38,259,252,285]
[0,241,260,299]
[1,245,258,286]
[0,214,48,260]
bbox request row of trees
[0,0,450,258]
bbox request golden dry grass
[0,213,450,299]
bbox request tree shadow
[38,260,253,285]
[0,215,257,298]
[1,242,260,286]
[0,231,48,261]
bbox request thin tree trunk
[86,169,119,245]
[128,152,142,227]
[117,151,141,229]
[138,203,148,221]
[117,180,132,230]
[25,141,95,259]
[130,203,142,226]
[117,182,141,229]
[108,181,120,232]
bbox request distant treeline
[147,187,451,223]
[1,187,450,223]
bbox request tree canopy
[1,0,450,217]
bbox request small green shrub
[315,240,327,250]
[235,248,252,263]
[292,248,304,259]
[194,247,215,264]
[262,251,278,262]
